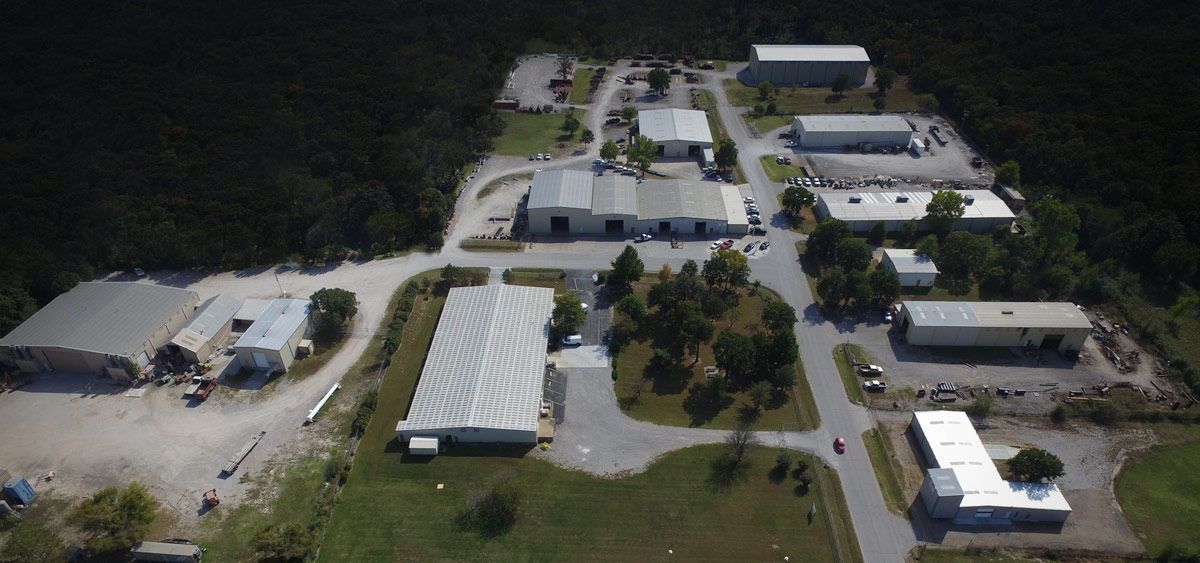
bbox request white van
[562,334,582,346]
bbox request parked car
[710,240,722,250]
[720,239,734,249]
[882,309,894,323]
[544,153,552,160]
[743,196,755,203]
[759,241,770,250]
[562,334,583,346]
[634,233,652,242]
[133,267,146,277]
[834,437,846,454]
[536,153,544,160]
[581,303,589,313]
[529,154,535,161]
[856,364,884,376]
[863,380,888,392]
[748,216,762,225]
[743,243,756,253]
[749,226,767,235]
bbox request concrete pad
[552,345,610,368]
[124,388,146,398]
[983,443,1021,460]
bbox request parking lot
[504,54,571,110]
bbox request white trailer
[408,436,440,456]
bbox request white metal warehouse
[0,282,199,380]
[637,108,713,158]
[896,301,1092,353]
[748,45,870,87]
[816,190,1015,234]
[526,169,747,236]
[232,298,312,373]
[168,293,240,364]
[913,410,1071,523]
[792,115,913,148]
[880,249,939,287]
[395,284,554,445]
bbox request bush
[1088,402,1120,426]
[254,523,318,562]
[1049,405,1067,424]
[966,394,993,418]
[0,523,66,563]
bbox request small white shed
[408,436,440,456]
[881,249,939,287]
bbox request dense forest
[2,0,1199,334]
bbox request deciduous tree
[310,287,358,333]
[831,73,850,96]
[1006,448,1065,482]
[647,68,670,95]
[607,245,645,293]
[748,380,773,410]
[615,294,647,322]
[580,128,594,145]
[713,331,756,381]
[552,293,586,337]
[761,300,797,333]
[817,266,847,305]
[869,268,901,305]
[924,190,966,236]
[782,186,815,216]
[600,139,619,161]
[757,80,775,100]
[868,221,886,246]
[627,134,659,171]
[836,238,873,272]
[714,138,738,170]
[67,482,158,554]
[807,219,852,265]
[995,160,1021,186]
[874,68,896,96]
[702,249,750,292]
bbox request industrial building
[815,190,1015,234]
[913,410,1071,523]
[168,294,240,364]
[792,115,914,148]
[637,108,713,158]
[232,298,312,373]
[896,301,1092,353]
[748,45,870,87]
[527,169,748,236]
[396,284,554,446]
[0,282,199,380]
[881,249,939,287]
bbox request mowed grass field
[759,154,806,182]
[569,68,595,104]
[724,78,922,116]
[1115,437,1200,553]
[613,280,815,430]
[321,442,856,561]
[493,111,578,155]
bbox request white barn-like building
[816,190,1015,234]
[896,301,1092,353]
[792,115,914,148]
[395,284,555,445]
[637,108,714,158]
[748,45,870,87]
[232,298,312,373]
[913,410,1071,523]
[168,294,240,364]
[526,170,747,236]
[880,249,939,287]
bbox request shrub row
[382,283,421,360]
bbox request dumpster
[2,477,36,506]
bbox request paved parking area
[543,370,567,424]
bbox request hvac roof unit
[848,196,862,203]
[896,195,909,203]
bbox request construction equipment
[203,489,220,508]
[184,376,216,400]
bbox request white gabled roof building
[396,284,554,445]
[881,249,939,287]
[637,109,714,158]
[816,190,1015,234]
[913,410,1071,523]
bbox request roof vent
[848,196,862,203]
[1001,310,1014,315]
[896,195,908,203]
[964,195,975,205]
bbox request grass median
[861,426,909,516]
[833,343,867,405]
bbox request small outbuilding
[232,298,312,373]
[168,294,240,364]
[792,115,913,149]
[748,45,870,87]
[880,249,939,287]
[896,301,1092,353]
[408,436,440,456]
[637,108,714,158]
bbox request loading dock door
[694,221,707,234]
[1041,335,1064,350]
[550,216,570,234]
[605,220,624,234]
[658,221,671,234]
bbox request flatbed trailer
[221,430,266,475]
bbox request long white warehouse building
[816,190,1015,234]
[792,115,914,148]
[396,284,554,445]
[527,170,748,236]
[896,301,1092,353]
[913,410,1071,523]
[748,45,870,87]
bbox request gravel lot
[505,54,570,110]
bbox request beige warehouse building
[637,109,714,158]
[0,282,199,380]
[792,115,914,148]
[527,170,747,236]
[167,293,240,364]
[748,45,870,87]
[232,298,312,374]
[897,301,1092,353]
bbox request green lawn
[747,114,795,134]
[861,427,908,515]
[915,547,1041,563]
[614,282,814,430]
[569,68,596,104]
[759,154,805,182]
[493,111,579,155]
[901,277,981,301]
[459,238,523,252]
[833,344,867,405]
[1116,437,1200,553]
[724,78,922,115]
[321,443,858,562]
[694,89,716,111]
[506,267,567,295]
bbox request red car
[719,239,734,249]
[833,437,846,454]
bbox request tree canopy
[627,134,659,171]
[924,190,966,236]
[714,138,738,170]
[67,482,158,554]
[1006,447,1065,482]
[607,245,645,293]
[781,186,815,216]
[310,287,358,332]
[646,68,670,95]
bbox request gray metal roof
[591,175,638,216]
[794,114,911,133]
[883,249,940,274]
[396,284,554,434]
[527,169,594,210]
[170,294,240,354]
[638,109,713,144]
[818,190,1014,223]
[636,180,728,221]
[720,185,749,226]
[752,44,870,62]
[233,298,310,352]
[0,282,198,357]
[234,298,272,322]
[902,301,1091,329]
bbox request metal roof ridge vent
[1001,310,1014,314]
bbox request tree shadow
[824,94,846,104]
[645,360,691,395]
[938,277,974,296]
[706,454,749,493]
[736,403,762,426]
[683,382,734,427]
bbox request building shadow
[4,372,130,396]
[886,331,1078,371]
